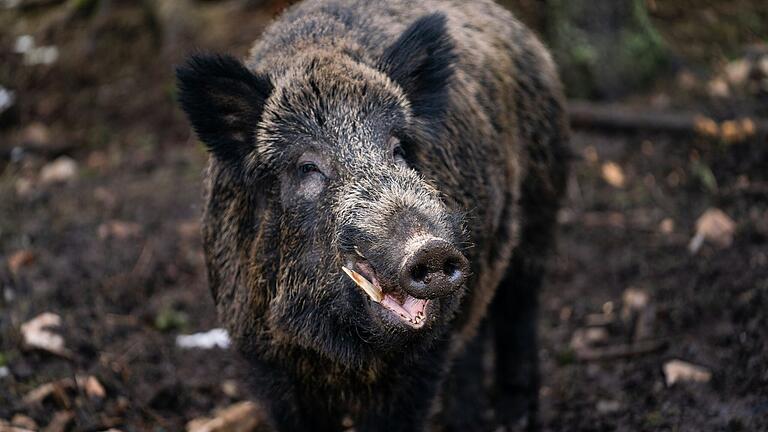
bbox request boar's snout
[399,237,468,299]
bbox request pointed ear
[378,13,455,123]
[176,54,273,163]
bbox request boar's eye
[286,152,327,201]
[390,136,407,166]
[298,162,322,178]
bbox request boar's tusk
[342,266,383,303]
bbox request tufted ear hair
[378,13,456,124]
[176,54,273,164]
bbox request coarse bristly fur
[176,0,569,431]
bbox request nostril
[399,238,469,299]
[442,259,460,278]
[411,264,429,282]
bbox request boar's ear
[378,13,455,123]
[176,54,273,164]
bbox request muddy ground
[1,1,767,431]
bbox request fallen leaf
[659,218,675,234]
[596,399,621,414]
[693,116,719,137]
[583,145,599,164]
[82,375,106,399]
[20,312,70,358]
[706,77,730,98]
[725,59,750,86]
[98,221,142,240]
[21,122,50,148]
[15,178,34,198]
[23,380,72,407]
[43,411,73,432]
[0,419,36,432]
[570,327,609,351]
[663,360,712,386]
[8,250,35,275]
[186,401,268,432]
[688,208,736,254]
[621,288,649,317]
[39,156,78,185]
[720,118,756,143]
[601,161,626,188]
[221,380,239,398]
[23,374,105,406]
[10,414,37,430]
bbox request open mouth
[342,260,428,329]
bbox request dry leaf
[720,118,756,143]
[23,380,72,407]
[596,399,621,414]
[22,122,51,147]
[659,218,675,234]
[0,419,36,432]
[583,145,599,164]
[621,288,649,315]
[570,327,609,351]
[39,156,78,185]
[10,414,37,431]
[221,380,239,398]
[706,77,730,98]
[688,208,736,253]
[15,178,34,198]
[82,375,106,399]
[725,59,750,86]
[186,401,267,432]
[98,221,142,240]
[663,360,712,386]
[601,162,626,188]
[8,250,35,275]
[20,312,70,358]
[693,116,719,137]
[43,411,73,432]
[23,375,105,407]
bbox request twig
[568,101,768,141]
[575,339,667,362]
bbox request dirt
[1,1,767,431]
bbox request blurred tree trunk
[545,0,667,99]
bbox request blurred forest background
[1,0,767,431]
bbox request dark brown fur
[177,1,568,430]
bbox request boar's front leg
[491,178,563,431]
[245,359,328,432]
[491,259,541,432]
[355,358,446,432]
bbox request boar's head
[177,14,470,367]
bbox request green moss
[547,0,668,98]
[154,307,189,332]
[690,161,718,194]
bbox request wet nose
[399,238,469,299]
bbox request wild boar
[176,0,568,430]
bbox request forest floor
[1,1,767,431]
